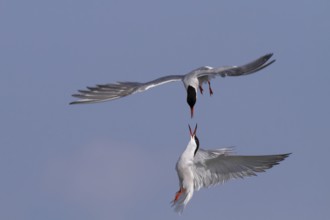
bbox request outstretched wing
[193,148,290,190]
[197,53,275,79]
[70,75,183,104]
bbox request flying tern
[172,124,290,213]
[70,53,275,117]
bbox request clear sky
[1,0,329,219]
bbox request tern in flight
[70,53,275,117]
[172,124,290,213]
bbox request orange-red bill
[188,124,198,137]
[190,107,194,118]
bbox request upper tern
[172,124,290,213]
[70,53,275,117]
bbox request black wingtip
[69,100,91,105]
[262,53,274,61]
[283,153,292,157]
[278,153,292,162]
[268,59,276,65]
[69,100,79,105]
[70,94,85,104]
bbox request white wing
[192,148,290,190]
[70,75,183,104]
[196,53,275,80]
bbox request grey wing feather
[197,53,276,78]
[193,149,290,190]
[70,75,183,104]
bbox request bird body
[70,53,275,117]
[172,124,290,213]
[182,66,206,90]
[174,137,197,213]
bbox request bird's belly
[176,160,194,187]
[183,75,199,89]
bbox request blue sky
[1,0,329,219]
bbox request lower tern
[172,124,290,213]
[70,53,275,117]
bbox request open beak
[188,124,198,137]
[190,106,194,118]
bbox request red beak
[188,124,198,137]
[190,106,194,118]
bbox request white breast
[183,73,199,90]
[175,139,197,187]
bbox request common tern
[70,53,275,117]
[172,124,290,213]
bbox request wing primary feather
[70,75,183,104]
[196,53,275,79]
[193,151,290,190]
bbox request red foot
[174,188,184,202]
[199,86,204,95]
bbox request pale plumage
[70,53,275,117]
[172,124,290,213]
